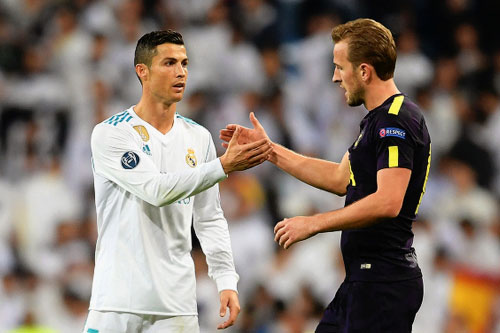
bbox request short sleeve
[374,114,416,171]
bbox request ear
[135,64,149,83]
[359,63,372,82]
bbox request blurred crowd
[0,0,500,332]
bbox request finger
[249,112,263,130]
[246,143,273,160]
[284,238,294,249]
[220,135,231,142]
[220,129,234,137]
[274,220,285,234]
[220,135,232,143]
[241,138,269,151]
[225,124,238,130]
[228,127,240,146]
[246,147,273,167]
[232,126,241,141]
[221,142,229,149]
[226,303,239,327]
[217,319,233,330]
[278,233,289,248]
[274,226,286,243]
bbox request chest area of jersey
[349,122,375,169]
[133,125,204,172]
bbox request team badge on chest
[185,148,197,168]
[133,125,150,142]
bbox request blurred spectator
[220,173,274,301]
[394,28,433,99]
[14,153,82,279]
[432,156,497,228]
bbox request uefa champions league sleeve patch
[121,151,140,169]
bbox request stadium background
[1,0,500,332]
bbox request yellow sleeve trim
[388,95,404,115]
[415,144,432,215]
[349,159,356,186]
[388,146,399,167]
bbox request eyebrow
[160,57,189,63]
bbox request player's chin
[347,94,364,107]
[171,93,184,103]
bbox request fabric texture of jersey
[343,94,431,282]
[90,106,238,315]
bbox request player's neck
[134,98,176,135]
[364,78,400,111]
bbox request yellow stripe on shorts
[388,95,404,115]
[388,146,399,167]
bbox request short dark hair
[134,30,184,68]
[331,18,397,80]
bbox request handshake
[218,112,274,174]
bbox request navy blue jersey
[342,94,431,282]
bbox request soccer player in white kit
[83,30,273,333]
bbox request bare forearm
[313,191,401,233]
[270,143,349,195]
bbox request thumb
[220,299,227,317]
[249,112,262,129]
[230,126,241,143]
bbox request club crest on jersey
[185,149,197,168]
[121,151,140,169]
[133,125,150,142]
[379,127,406,139]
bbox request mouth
[172,82,185,92]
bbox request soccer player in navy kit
[220,18,431,332]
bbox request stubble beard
[346,83,365,107]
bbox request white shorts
[82,310,200,333]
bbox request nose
[175,63,186,78]
[332,67,340,83]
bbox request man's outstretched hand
[220,112,270,148]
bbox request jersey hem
[344,272,422,283]
[88,307,198,317]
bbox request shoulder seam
[176,113,200,126]
[103,110,133,126]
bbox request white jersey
[89,106,238,316]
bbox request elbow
[381,200,403,218]
[147,197,165,207]
[145,195,172,207]
[327,179,349,196]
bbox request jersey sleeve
[91,124,227,207]
[374,113,416,171]
[192,133,239,292]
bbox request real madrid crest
[185,148,197,168]
[133,125,150,142]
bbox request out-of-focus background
[0,0,500,332]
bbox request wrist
[268,142,279,164]
[219,156,230,175]
[310,214,323,235]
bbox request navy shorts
[315,277,423,333]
